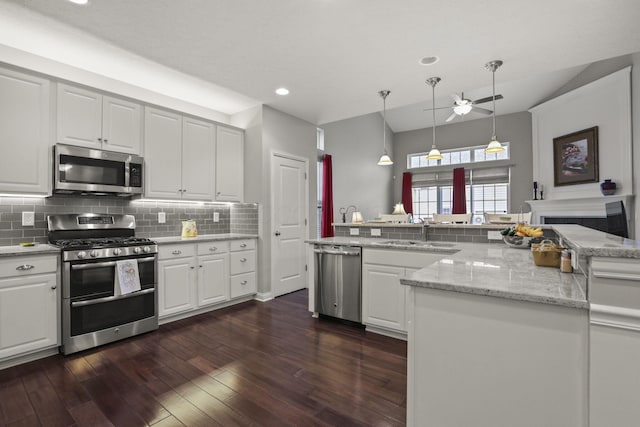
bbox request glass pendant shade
[485,137,506,153]
[377,153,393,165]
[453,103,472,115]
[427,147,443,160]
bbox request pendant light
[377,90,393,165]
[485,60,506,153]
[425,77,443,161]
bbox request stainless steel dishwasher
[314,244,362,323]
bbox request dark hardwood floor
[0,290,407,426]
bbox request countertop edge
[154,233,258,244]
[0,244,61,257]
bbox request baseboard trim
[0,347,59,371]
[365,325,408,341]
[159,295,255,325]
[255,291,274,302]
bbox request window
[407,143,509,169]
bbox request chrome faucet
[339,205,357,223]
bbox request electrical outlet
[349,228,360,236]
[487,230,502,240]
[213,212,220,222]
[158,212,166,223]
[22,211,35,227]
[371,228,381,237]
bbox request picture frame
[553,126,599,186]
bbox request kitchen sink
[373,240,456,248]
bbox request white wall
[322,112,394,222]
[393,112,534,213]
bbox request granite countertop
[153,233,258,244]
[0,244,61,257]
[553,224,640,258]
[307,236,588,309]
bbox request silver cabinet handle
[103,139,108,143]
[240,258,247,262]
[16,264,35,271]
[199,265,203,268]
[275,231,281,236]
[172,250,182,255]
[240,243,247,248]
[51,285,57,290]
[190,266,195,269]
[241,280,248,285]
[209,247,217,252]
[98,137,102,142]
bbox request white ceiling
[4,0,640,132]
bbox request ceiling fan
[425,92,504,122]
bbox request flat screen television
[605,201,629,239]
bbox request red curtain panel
[402,172,413,215]
[321,155,335,237]
[452,167,466,214]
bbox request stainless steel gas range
[48,213,158,355]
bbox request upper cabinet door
[102,95,142,155]
[182,117,215,201]
[215,126,244,202]
[0,67,50,195]
[56,83,102,149]
[144,107,183,199]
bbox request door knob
[275,231,281,236]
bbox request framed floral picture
[553,126,599,186]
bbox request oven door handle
[71,288,156,307]
[71,257,157,270]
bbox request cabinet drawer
[230,250,256,275]
[230,239,256,251]
[197,241,229,255]
[230,272,256,299]
[158,244,195,260]
[0,255,58,279]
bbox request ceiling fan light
[485,137,506,153]
[377,153,393,165]
[453,103,473,115]
[427,147,443,160]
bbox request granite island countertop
[307,235,588,309]
[153,233,258,245]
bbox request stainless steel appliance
[48,213,158,355]
[53,144,143,196]
[314,244,362,323]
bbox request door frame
[270,150,310,298]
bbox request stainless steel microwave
[53,144,143,196]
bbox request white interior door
[271,153,308,297]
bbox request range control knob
[133,247,141,254]
[90,250,99,258]
[113,248,122,256]
[142,246,151,253]
[77,251,87,259]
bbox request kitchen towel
[402,172,413,215]
[452,167,466,214]
[115,260,141,296]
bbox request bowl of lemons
[501,224,544,249]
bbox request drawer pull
[240,243,247,248]
[172,250,182,255]
[209,247,217,252]
[241,280,248,285]
[16,264,35,271]
[51,285,57,290]
[240,258,247,262]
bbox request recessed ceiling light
[68,0,89,4]
[419,56,440,66]
[275,87,290,96]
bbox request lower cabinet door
[197,253,229,307]
[230,272,257,299]
[158,257,196,318]
[0,273,58,359]
[362,264,406,332]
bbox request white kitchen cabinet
[0,67,50,195]
[229,239,257,298]
[0,255,59,362]
[144,108,215,201]
[57,83,142,154]
[362,249,444,337]
[589,257,640,426]
[215,125,244,202]
[197,242,229,307]
[158,245,197,318]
